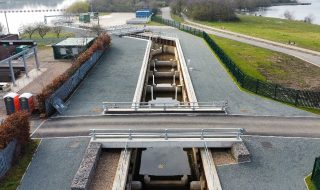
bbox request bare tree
[284,10,294,20]
[0,22,4,34]
[21,24,38,39]
[37,23,51,39]
[91,24,103,36]
[52,24,63,38]
[304,14,314,24]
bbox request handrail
[102,101,228,112]
[90,128,243,141]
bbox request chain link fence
[152,16,320,109]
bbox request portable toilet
[19,93,34,113]
[79,13,90,23]
[3,92,20,115]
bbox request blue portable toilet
[136,9,152,18]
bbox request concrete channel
[70,35,249,190]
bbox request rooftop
[54,37,95,47]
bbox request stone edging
[71,142,102,190]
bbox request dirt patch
[90,149,121,190]
[259,54,320,91]
[211,149,236,166]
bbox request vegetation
[170,0,296,21]
[200,15,320,52]
[36,23,51,39]
[91,0,167,12]
[66,1,90,14]
[210,35,320,91]
[37,33,111,115]
[305,174,316,190]
[0,140,40,190]
[0,111,30,150]
[171,13,184,23]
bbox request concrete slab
[217,136,320,190]
[62,36,148,116]
[18,138,90,190]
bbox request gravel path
[90,149,121,190]
[217,136,320,190]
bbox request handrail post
[129,129,132,140]
[165,129,168,140]
[201,129,204,140]
[92,129,96,140]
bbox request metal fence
[151,16,320,109]
[312,156,320,189]
[45,50,104,115]
[0,140,17,178]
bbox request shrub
[37,33,111,114]
[0,111,30,150]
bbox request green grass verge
[199,15,320,52]
[99,12,109,16]
[171,13,184,23]
[147,21,166,26]
[0,140,40,190]
[21,32,75,39]
[210,34,320,91]
[203,37,320,115]
[305,174,316,190]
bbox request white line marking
[243,135,320,140]
[30,120,46,137]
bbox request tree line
[171,0,297,21]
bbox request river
[0,0,83,34]
[252,0,320,24]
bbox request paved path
[32,115,320,138]
[218,136,320,190]
[161,7,320,67]
[18,138,90,190]
[62,36,147,116]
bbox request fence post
[274,85,278,99]
[294,91,300,106]
[256,79,260,93]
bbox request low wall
[45,50,104,115]
[71,142,102,190]
[0,140,17,179]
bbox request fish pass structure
[103,35,227,114]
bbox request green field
[171,14,184,23]
[210,35,320,91]
[21,31,75,39]
[0,140,40,190]
[200,15,320,52]
[305,174,316,190]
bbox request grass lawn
[171,13,184,23]
[305,174,316,190]
[21,31,75,39]
[147,21,166,26]
[210,35,320,91]
[0,140,40,190]
[200,15,320,52]
[99,12,109,16]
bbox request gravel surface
[217,136,320,190]
[90,149,121,190]
[149,27,314,116]
[211,149,236,166]
[18,137,90,190]
[62,36,147,116]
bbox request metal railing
[102,101,228,113]
[90,128,243,141]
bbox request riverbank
[199,15,320,52]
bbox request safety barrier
[151,15,320,109]
[0,140,16,179]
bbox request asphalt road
[32,115,320,138]
[161,8,320,67]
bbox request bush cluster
[0,111,30,150]
[37,33,111,114]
